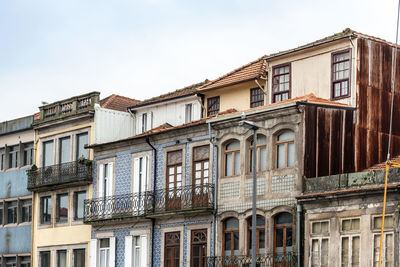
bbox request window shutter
[142,157,148,192]
[148,112,153,130]
[90,239,98,267]
[110,236,116,267]
[133,158,140,194]
[141,235,148,267]
[107,162,114,197]
[98,164,104,198]
[125,235,132,267]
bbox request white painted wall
[94,104,135,144]
[133,95,202,135]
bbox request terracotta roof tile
[365,155,400,171]
[129,81,208,109]
[198,56,267,92]
[33,112,40,121]
[100,94,140,112]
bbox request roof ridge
[198,55,267,90]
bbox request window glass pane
[24,143,34,166]
[352,236,360,266]
[225,153,232,176]
[233,232,239,255]
[0,203,3,224]
[352,218,360,230]
[22,199,32,222]
[226,141,239,150]
[40,251,50,267]
[73,249,85,267]
[312,222,321,234]
[373,235,380,267]
[341,237,349,267]
[276,213,293,224]
[41,196,52,224]
[386,233,394,266]
[224,233,231,256]
[74,191,86,220]
[278,131,294,141]
[321,221,329,233]
[321,239,329,267]
[8,145,19,168]
[7,201,17,224]
[100,238,110,248]
[275,228,283,247]
[311,240,319,267]
[234,152,240,175]
[43,141,54,167]
[374,216,394,229]
[20,256,31,267]
[57,194,68,222]
[77,133,89,159]
[260,146,267,171]
[59,137,71,164]
[225,218,239,229]
[57,250,67,267]
[277,144,285,168]
[5,257,16,267]
[287,142,294,167]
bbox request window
[247,216,265,255]
[142,113,147,133]
[0,203,3,225]
[74,191,86,220]
[185,104,193,123]
[6,201,17,224]
[56,194,68,223]
[274,213,293,256]
[133,156,148,195]
[22,199,32,223]
[57,250,67,267]
[224,140,240,176]
[276,131,294,168]
[166,151,183,210]
[20,256,30,267]
[165,232,180,267]
[132,236,147,267]
[373,215,394,230]
[8,145,19,168]
[24,143,33,166]
[76,133,88,159]
[99,239,110,267]
[191,229,207,267]
[43,141,54,167]
[373,233,394,267]
[207,96,220,116]
[0,148,5,170]
[249,135,267,172]
[332,50,350,99]
[310,221,329,267]
[73,249,85,267]
[99,163,114,199]
[223,218,239,257]
[193,146,210,186]
[250,88,264,108]
[5,257,16,267]
[341,218,360,267]
[59,137,71,164]
[40,251,50,267]
[272,64,290,103]
[41,196,52,224]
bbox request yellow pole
[378,162,390,267]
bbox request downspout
[297,204,302,267]
[208,123,218,260]
[145,136,156,267]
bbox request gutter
[208,123,218,258]
[145,136,157,267]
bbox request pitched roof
[266,28,400,60]
[100,94,140,112]
[197,56,267,92]
[128,80,208,109]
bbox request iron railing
[83,183,214,223]
[27,160,92,191]
[206,253,297,267]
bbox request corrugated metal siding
[94,105,135,144]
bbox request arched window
[224,140,240,176]
[248,134,267,172]
[223,218,239,257]
[276,131,294,168]
[274,212,293,256]
[247,216,266,255]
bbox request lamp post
[238,120,259,267]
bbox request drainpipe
[297,204,302,267]
[145,136,157,267]
[208,123,218,261]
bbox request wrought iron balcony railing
[83,183,214,223]
[27,160,93,191]
[206,253,297,267]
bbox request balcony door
[133,156,148,215]
[274,212,293,266]
[192,146,210,208]
[166,150,182,211]
[191,229,207,267]
[98,162,114,217]
[165,232,180,267]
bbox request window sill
[330,95,351,101]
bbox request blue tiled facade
[91,131,215,266]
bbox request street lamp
[238,120,259,267]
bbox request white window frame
[340,234,360,267]
[91,237,116,267]
[310,237,329,267]
[372,232,394,267]
[185,104,192,123]
[98,162,114,198]
[125,235,148,267]
[142,114,147,133]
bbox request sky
[0,0,399,121]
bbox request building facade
[0,115,34,267]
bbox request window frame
[8,145,19,169]
[272,63,291,103]
[340,217,361,233]
[142,113,147,133]
[340,234,360,267]
[222,218,239,258]
[275,131,295,169]
[73,191,86,221]
[207,96,220,116]
[6,201,18,225]
[190,229,207,267]
[248,134,267,173]
[23,142,34,166]
[56,193,69,223]
[246,216,266,256]
[40,196,52,225]
[372,232,394,267]
[21,199,32,223]
[192,145,210,186]
[331,49,351,100]
[310,237,329,267]
[223,140,240,177]
[164,231,181,267]
[185,104,193,123]
[250,87,265,108]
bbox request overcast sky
[0,0,398,121]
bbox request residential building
[28,92,139,267]
[128,81,207,135]
[0,115,34,267]
[198,56,267,117]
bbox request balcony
[84,183,214,224]
[206,253,297,267]
[27,160,93,191]
[34,92,100,124]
